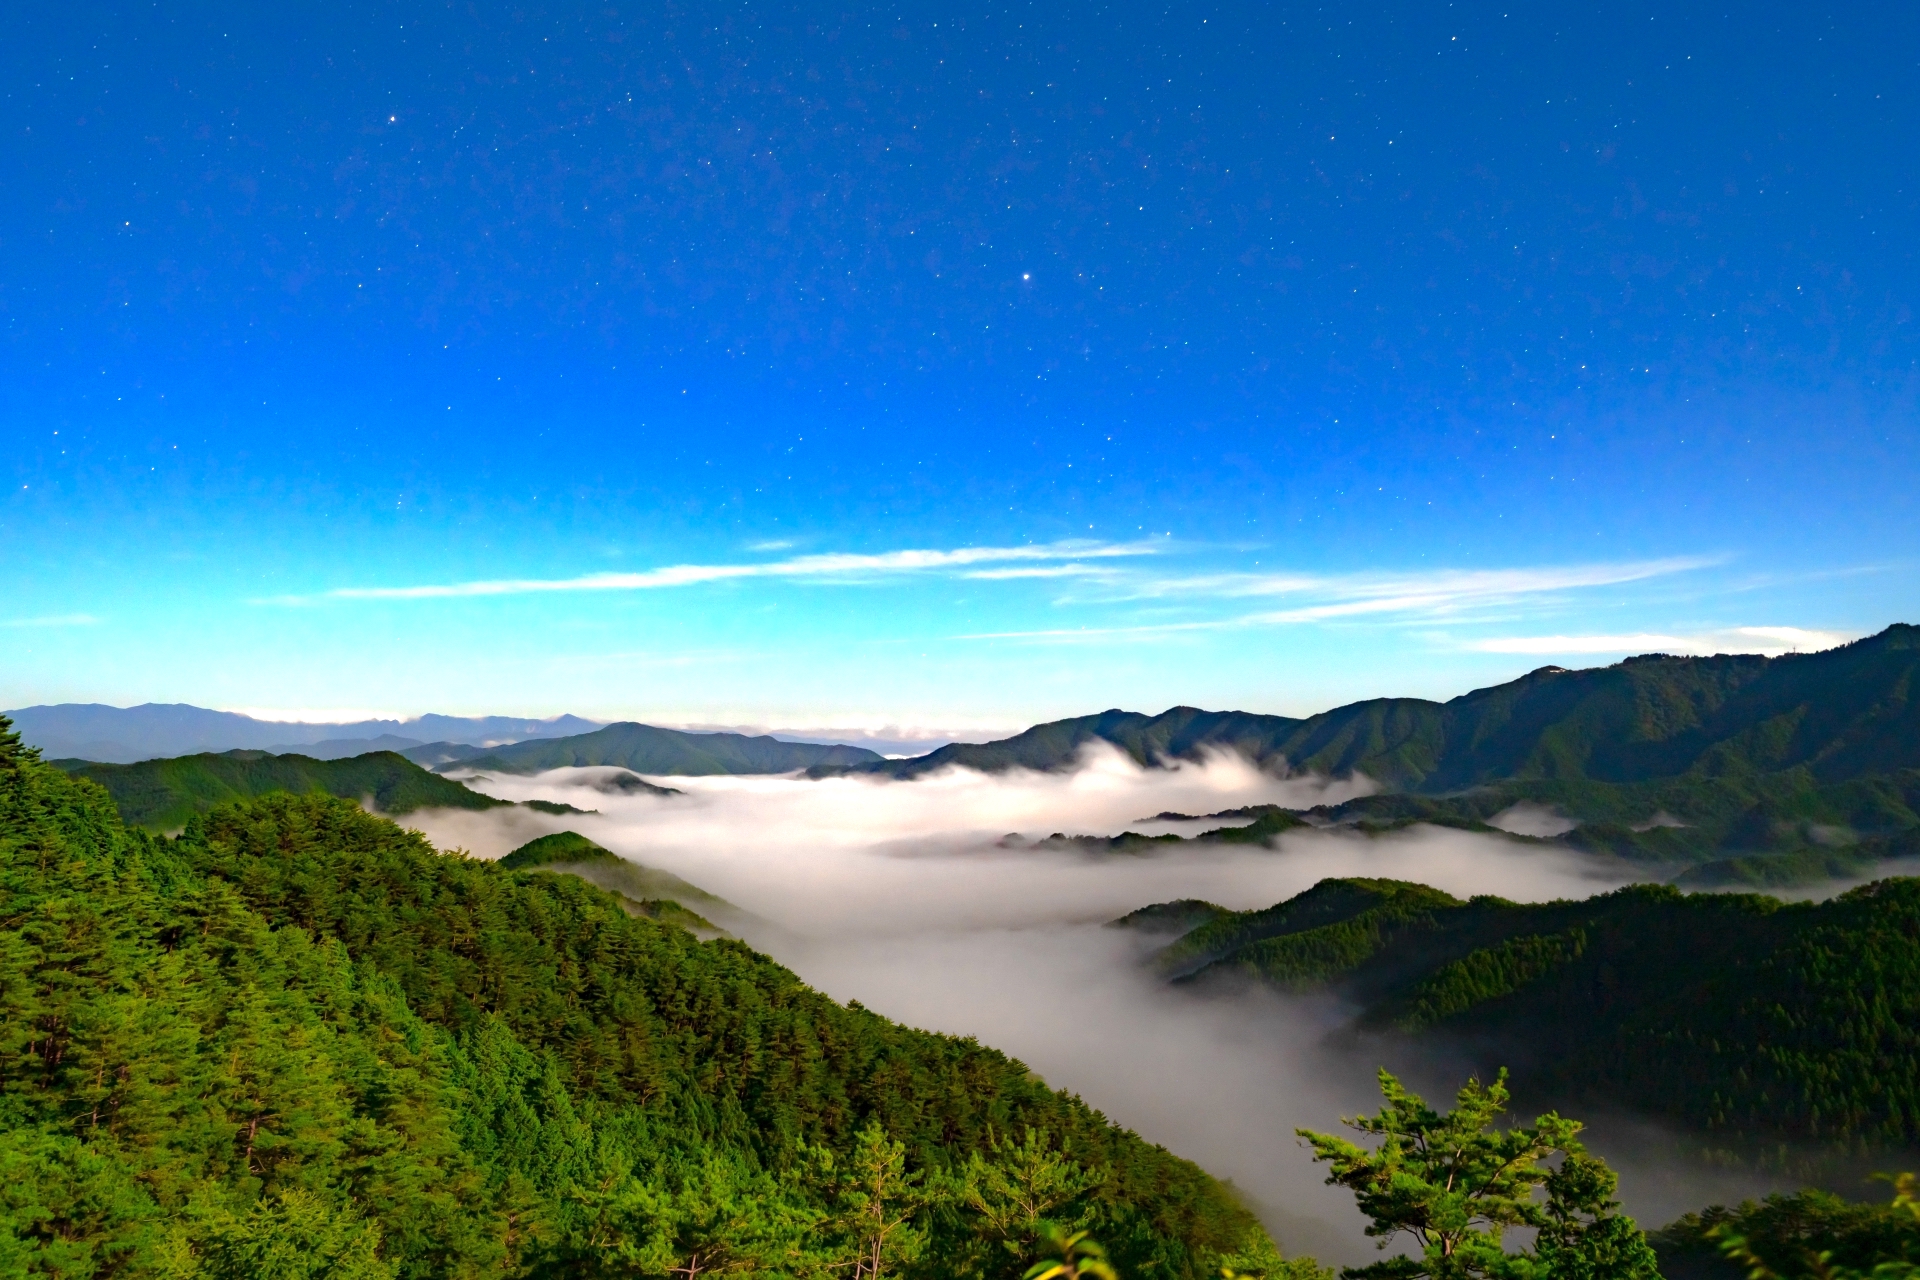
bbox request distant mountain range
[830,623,1920,786]
[817,624,1920,884]
[5,703,604,763]
[20,624,1918,881]
[432,721,885,775]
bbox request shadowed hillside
[1120,874,1920,1154]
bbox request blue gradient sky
[3,0,1914,734]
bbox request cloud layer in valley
[405,747,1800,1264]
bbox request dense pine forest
[1122,875,1920,1152]
[0,717,1303,1278]
[53,750,511,831]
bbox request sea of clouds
[406,745,1799,1266]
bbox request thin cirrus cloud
[961,556,1723,640]
[259,541,1158,604]
[0,613,101,628]
[1466,626,1855,657]
[1109,556,1721,606]
[961,563,1121,581]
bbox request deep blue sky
[3,1,1915,734]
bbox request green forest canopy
[0,715,1299,1279]
[51,749,507,831]
[1120,874,1920,1152]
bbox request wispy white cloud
[961,563,1119,581]
[1117,557,1720,607]
[0,613,101,628]
[959,557,1720,641]
[262,541,1158,604]
[1466,626,1853,657]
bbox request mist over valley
[11,3,1919,1269]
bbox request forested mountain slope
[444,721,884,775]
[0,717,1288,1278]
[840,627,1920,882]
[847,625,1918,788]
[826,708,1308,779]
[1119,875,1920,1152]
[52,748,509,830]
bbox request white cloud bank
[405,746,1794,1264]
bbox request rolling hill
[53,748,509,830]
[1118,875,1920,1153]
[498,830,739,935]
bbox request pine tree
[1298,1068,1658,1280]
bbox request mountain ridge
[53,748,511,830]
[443,720,886,775]
[7,702,603,763]
[830,625,1918,788]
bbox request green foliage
[1158,880,1461,982]
[54,749,507,830]
[0,714,1293,1278]
[1395,930,1587,1031]
[1654,1178,1920,1280]
[956,1128,1107,1269]
[824,1123,936,1278]
[1205,808,1311,845]
[1696,1174,1920,1279]
[1025,1229,1118,1280]
[1147,875,1920,1150]
[519,799,594,816]
[1107,900,1230,937]
[1299,1070,1659,1280]
[496,830,621,870]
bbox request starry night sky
[3,1,1915,730]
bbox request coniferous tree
[1298,1069,1659,1280]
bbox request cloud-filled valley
[406,747,1802,1264]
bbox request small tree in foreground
[1297,1068,1659,1280]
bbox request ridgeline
[438,722,884,775]
[53,748,509,830]
[845,625,1920,885]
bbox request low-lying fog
[407,745,1799,1266]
